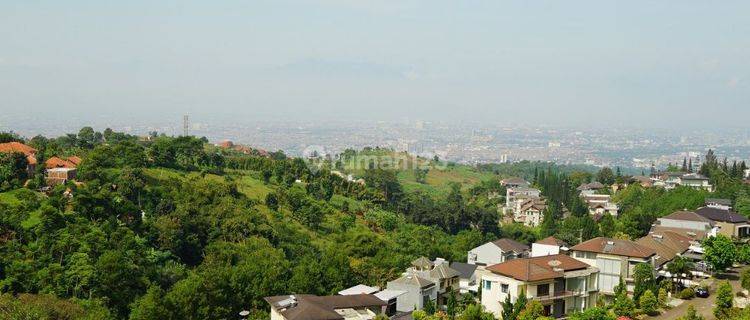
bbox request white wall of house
[531,243,560,257]
[480,273,524,318]
[468,243,505,266]
[658,218,711,231]
[386,282,437,313]
[572,251,650,294]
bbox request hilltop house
[0,141,37,177]
[468,238,530,267]
[500,177,531,188]
[577,182,605,196]
[651,172,713,191]
[480,254,599,318]
[515,198,547,227]
[581,194,619,216]
[570,237,656,295]
[264,294,386,320]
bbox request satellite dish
[239,310,250,317]
[547,260,562,267]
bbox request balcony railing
[533,290,584,302]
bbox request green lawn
[398,165,496,195]
[234,174,273,201]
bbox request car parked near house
[696,287,709,298]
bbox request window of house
[501,284,509,293]
[537,283,550,296]
[484,280,492,290]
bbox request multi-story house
[680,173,713,191]
[468,238,530,267]
[504,187,542,215]
[515,198,547,227]
[480,254,599,318]
[386,273,437,313]
[582,194,619,216]
[569,237,656,295]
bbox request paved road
[646,266,747,320]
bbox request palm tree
[667,256,695,290]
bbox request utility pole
[183,114,189,136]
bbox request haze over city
[2,0,749,129]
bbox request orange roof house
[0,141,37,165]
[45,156,80,169]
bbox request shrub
[680,288,695,300]
[640,290,658,315]
[658,288,668,307]
[741,268,750,291]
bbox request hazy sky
[1,1,748,127]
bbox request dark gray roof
[264,294,386,320]
[695,207,748,223]
[449,262,478,279]
[492,238,530,253]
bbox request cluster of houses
[500,177,621,227]
[0,141,81,186]
[265,197,749,320]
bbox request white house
[468,238,530,267]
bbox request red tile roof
[487,254,589,282]
[45,156,77,169]
[535,236,566,246]
[0,142,37,165]
[570,237,656,259]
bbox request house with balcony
[468,238,530,267]
[569,237,656,295]
[480,254,599,318]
